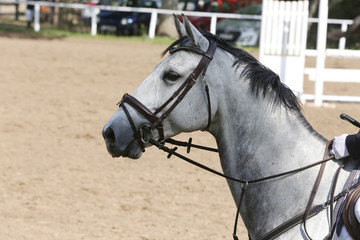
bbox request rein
[152,138,332,185]
[151,138,360,240]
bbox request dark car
[216,4,262,46]
[97,0,160,35]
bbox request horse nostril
[103,127,116,144]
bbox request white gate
[259,0,309,97]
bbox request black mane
[163,32,302,112]
[205,32,302,111]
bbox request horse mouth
[105,141,142,159]
[105,143,123,158]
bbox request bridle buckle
[139,124,154,145]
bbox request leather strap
[169,45,214,60]
[303,162,327,239]
[325,163,344,240]
[121,103,145,151]
[118,39,217,149]
[201,66,212,131]
[261,204,326,240]
[260,140,333,240]
[120,93,165,143]
[151,138,344,240]
[303,140,333,239]
[120,93,160,124]
[155,41,217,125]
[233,182,248,240]
[343,185,360,239]
[260,181,360,240]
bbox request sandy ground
[0,34,359,240]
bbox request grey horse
[103,15,358,239]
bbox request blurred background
[0,0,358,48]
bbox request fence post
[15,0,19,20]
[148,10,157,39]
[338,22,347,50]
[314,0,328,106]
[91,7,98,36]
[34,3,40,32]
[259,0,308,97]
[210,15,217,34]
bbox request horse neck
[210,88,327,179]
[208,83,337,238]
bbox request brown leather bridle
[117,38,217,152]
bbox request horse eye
[163,71,180,82]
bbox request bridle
[117,37,217,151]
[115,37,360,239]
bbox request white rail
[0,0,354,44]
[0,0,261,37]
[259,0,309,96]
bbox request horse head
[102,15,220,159]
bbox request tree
[157,0,179,38]
[308,0,319,30]
[307,0,360,49]
[327,0,360,48]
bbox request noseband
[117,38,217,151]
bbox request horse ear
[173,14,186,37]
[182,14,209,51]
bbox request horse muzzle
[102,116,144,159]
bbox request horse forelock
[162,32,302,112]
[161,36,190,57]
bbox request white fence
[304,4,360,104]
[1,0,359,105]
[259,0,309,96]
[0,0,262,38]
[0,1,353,41]
[0,1,355,48]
